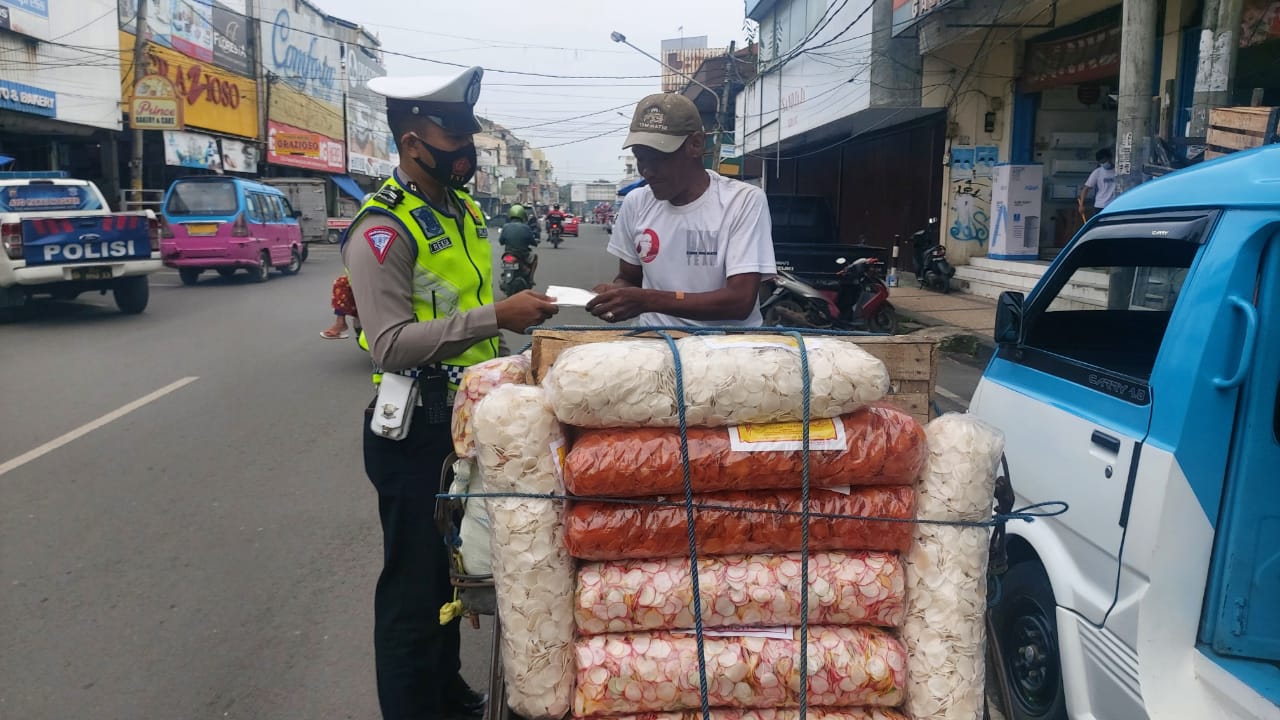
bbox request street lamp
[610,30,728,167]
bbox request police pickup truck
[0,172,161,315]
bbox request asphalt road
[0,222,980,719]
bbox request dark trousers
[364,408,460,720]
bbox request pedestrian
[321,274,356,339]
[342,66,559,720]
[1078,148,1117,220]
[587,93,776,327]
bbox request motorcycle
[760,256,898,334]
[498,251,536,297]
[547,221,563,249]
[911,217,955,293]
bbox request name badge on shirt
[429,237,454,254]
[410,207,446,240]
[476,227,488,238]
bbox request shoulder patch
[409,207,446,239]
[364,226,398,263]
[372,185,404,208]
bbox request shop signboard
[268,80,343,142]
[892,0,958,36]
[259,0,342,109]
[211,1,250,76]
[170,0,213,62]
[120,31,259,138]
[131,74,183,130]
[0,79,56,118]
[164,129,222,171]
[267,120,344,172]
[220,137,257,174]
[346,44,395,177]
[0,0,50,40]
[119,0,172,48]
[1022,24,1122,92]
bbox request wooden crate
[1205,106,1280,160]
[530,329,939,426]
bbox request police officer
[343,66,559,720]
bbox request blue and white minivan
[974,145,1280,719]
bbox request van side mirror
[291,210,303,219]
[995,291,1024,345]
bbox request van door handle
[1091,431,1121,454]
[1213,296,1258,390]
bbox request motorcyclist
[545,204,566,238]
[499,204,538,287]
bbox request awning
[618,179,647,196]
[332,175,366,201]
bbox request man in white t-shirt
[587,93,776,327]
[1078,148,1117,219]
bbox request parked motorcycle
[911,217,955,293]
[498,251,536,297]
[761,256,898,333]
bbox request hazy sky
[319,0,749,183]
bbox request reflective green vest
[352,174,498,386]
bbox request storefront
[915,0,1204,271]
[118,0,260,196]
[0,1,124,200]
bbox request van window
[278,196,296,221]
[166,181,238,216]
[1024,234,1201,380]
[245,193,264,222]
[267,195,284,221]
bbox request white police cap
[369,67,484,133]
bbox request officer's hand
[495,291,559,333]
[587,287,647,323]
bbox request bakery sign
[892,0,958,35]
[130,74,183,130]
[120,31,259,139]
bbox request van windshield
[166,182,239,216]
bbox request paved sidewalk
[891,277,996,345]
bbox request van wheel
[250,252,270,283]
[300,244,309,263]
[113,276,149,314]
[281,248,302,276]
[217,268,237,278]
[179,268,201,286]
[326,229,341,244]
[987,562,1067,720]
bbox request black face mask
[410,135,476,190]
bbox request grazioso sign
[121,32,259,139]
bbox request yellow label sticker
[728,418,847,452]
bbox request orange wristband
[675,291,685,301]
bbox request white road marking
[0,376,200,477]
[936,385,969,409]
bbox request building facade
[0,0,126,199]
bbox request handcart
[435,452,513,720]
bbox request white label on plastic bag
[686,626,796,640]
[697,334,800,351]
[728,418,847,452]
[549,438,567,483]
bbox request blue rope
[785,330,813,720]
[436,492,1068,527]
[657,330,712,720]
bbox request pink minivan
[160,177,305,285]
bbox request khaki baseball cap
[624,93,703,153]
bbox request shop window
[1023,233,1202,380]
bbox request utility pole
[1114,0,1157,193]
[129,0,151,194]
[715,41,735,172]
[1187,0,1246,138]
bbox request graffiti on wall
[949,180,990,245]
